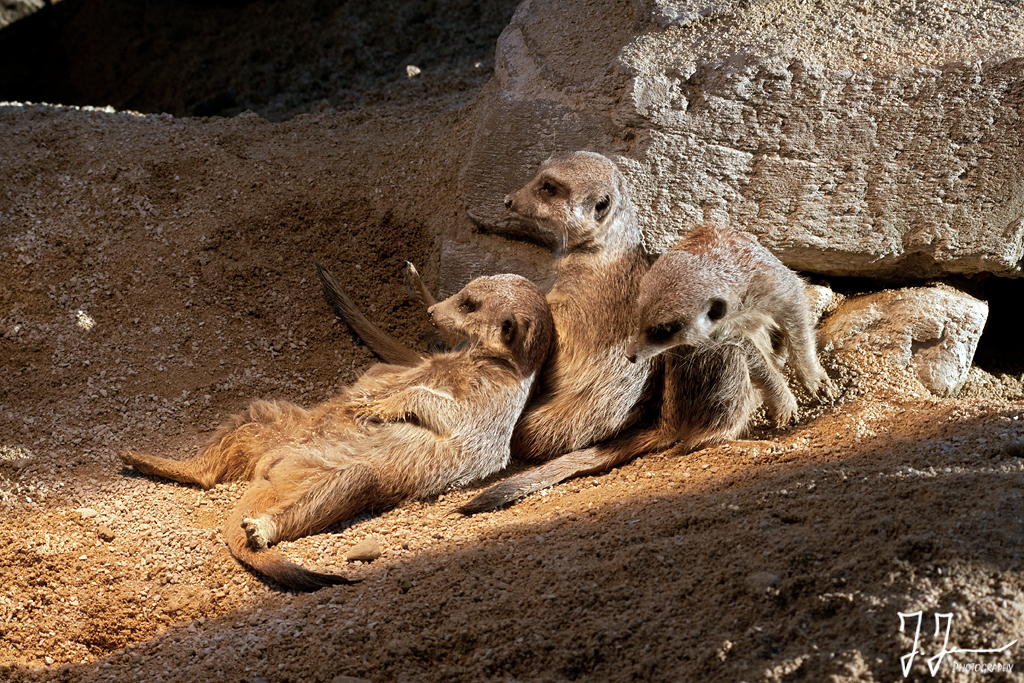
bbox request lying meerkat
[319,153,657,512]
[121,273,553,590]
[459,225,836,510]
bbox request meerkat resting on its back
[460,224,835,510]
[121,273,553,590]
[318,153,660,512]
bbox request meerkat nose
[504,196,514,210]
[626,353,636,364]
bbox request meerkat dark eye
[707,298,728,321]
[459,298,478,313]
[647,321,681,343]
[594,195,611,219]
[540,181,557,197]
[500,318,518,345]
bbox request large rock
[818,285,989,397]
[449,0,1024,289]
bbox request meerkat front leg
[352,386,457,436]
[404,262,437,308]
[742,337,798,426]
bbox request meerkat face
[429,275,553,370]
[625,253,736,362]
[503,151,633,254]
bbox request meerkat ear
[500,317,518,346]
[594,194,611,221]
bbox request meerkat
[458,225,836,511]
[121,273,553,590]
[497,151,656,462]
[628,224,834,424]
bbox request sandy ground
[2,6,1024,682]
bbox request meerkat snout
[504,195,514,210]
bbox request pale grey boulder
[451,0,1024,287]
[818,286,989,397]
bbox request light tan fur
[627,224,834,424]
[458,225,836,511]
[483,151,657,461]
[121,273,553,590]
[455,152,659,512]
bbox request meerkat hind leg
[743,341,798,426]
[253,462,387,545]
[119,449,221,489]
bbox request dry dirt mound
[2,2,1024,682]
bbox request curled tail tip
[226,533,359,591]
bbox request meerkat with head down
[628,224,834,425]
[121,273,553,590]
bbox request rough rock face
[451,0,1024,288]
[819,285,989,397]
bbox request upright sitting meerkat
[459,225,836,510]
[121,273,553,590]
[498,151,656,461]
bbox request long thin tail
[456,426,672,514]
[224,485,357,592]
[316,261,424,366]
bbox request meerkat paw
[810,373,839,401]
[766,393,799,427]
[241,515,276,550]
[352,401,389,426]
[354,397,415,426]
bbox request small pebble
[344,537,381,563]
[97,526,115,542]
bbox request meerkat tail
[315,261,425,367]
[457,428,670,514]
[223,485,357,592]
